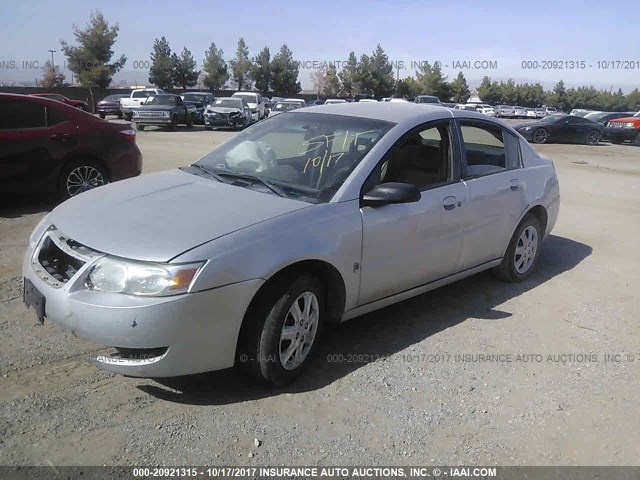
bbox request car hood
[207,107,242,114]
[135,105,177,111]
[48,169,310,263]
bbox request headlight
[132,111,140,117]
[624,122,636,128]
[86,257,204,296]
[29,215,52,245]
[162,111,170,117]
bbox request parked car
[584,111,635,125]
[442,102,456,108]
[96,94,128,119]
[270,96,286,106]
[283,98,307,109]
[389,98,410,103]
[324,99,347,104]
[0,93,141,200]
[268,101,303,117]
[180,92,215,125]
[414,95,442,105]
[455,104,478,111]
[30,93,89,111]
[204,97,252,130]
[513,106,527,118]
[120,88,165,120]
[22,103,559,386]
[526,108,537,118]
[131,94,196,131]
[543,107,558,116]
[381,97,392,102]
[231,92,266,122]
[495,105,515,118]
[604,112,640,145]
[514,114,603,145]
[535,108,546,118]
[475,104,496,116]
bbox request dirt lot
[1,120,639,466]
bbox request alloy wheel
[514,225,538,274]
[279,291,319,371]
[66,165,105,197]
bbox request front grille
[138,111,165,117]
[37,236,85,285]
[207,112,229,120]
[32,228,102,288]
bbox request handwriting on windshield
[301,130,376,176]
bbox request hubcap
[279,291,319,371]
[587,131,599,144]
[534,129,547,143]
[514,225,539,274]
[66,166,105,197]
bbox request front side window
[147,96,178,106]
[195,112,394,203]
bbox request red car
[30,93,89,111]
[0,93,142,200]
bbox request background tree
[415,61,452,100]
[149,37,176,89]
[395,76,421,99]
[450,71,470,103]
[60,10,126,108]
[41,60,66,88]
[477,76,502,104]
[229,38,251,90]
[172,47,199,89]
[270,44,301,95]
[250,47,271,93]
[202,42,229,92]
[311,65,328,98]
[149,37,175,89]
[369,44,394,99]
[545,81,570,111]
[323,63,341,96]
[338,52,359,96]
[356,54,375,96]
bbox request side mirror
[361,182,421,207]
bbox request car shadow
[138,234,592,405]
[0,193,56,219]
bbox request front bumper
[22,228,264,377]
[133,117,172,126]
[604,127,639,142]
[204,115,243,127]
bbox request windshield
[103,95,125,101]
[183,94,208,103]
[194,112,394,203]
[147,95,178,106]
[542,114,566,123]
[274,103,298,111]
[214,99,243,108]
[233,93,257,103]
[417,96,439,103]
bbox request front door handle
[50,133,70,140]
[510,179,520,191]
[443,196,457,210]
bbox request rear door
[455,119,528,270]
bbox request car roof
[292,102,496,127]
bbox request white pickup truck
[119,88,166,120]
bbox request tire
[125,113,132,121]
[186,114,193,128]
[585,129,600,145]
[137,125,145,131]
[58,159,108,201]
[236,274,325,387]
[204,126,212,131]
[169,115,178,131]
[532,128,549,144]
[635,133,640,146]
[493,213,543,282]
[611,139,623,144]
[99,113,106,119]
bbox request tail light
[118,128,136,143]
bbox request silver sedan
[23,104,560,386]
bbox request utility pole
[48,49,56,68]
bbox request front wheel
[137,125,145,131]
[585,130,600,145]
[169,115,178,131]
[236,274,325,387]
[532,128,548,144]
[493,214,543,282]
[186,114,193,128]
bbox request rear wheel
[585,129,600,145]
[58,159,108,201]
[493,214,543,282]
[236,274,325,387]
[532,128,548,144]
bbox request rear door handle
[50,133,70,140]
[443,196,458,210]
[510,179,520,191]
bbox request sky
[0,0,638,92]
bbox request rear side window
[0,99,46,129]
[459,122,506,178]
[46,106,69,126]
[132,91,149,98]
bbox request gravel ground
[1,120,639,466]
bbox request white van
[231,92,265,122]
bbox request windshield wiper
[214,171,288,197]
[189,163,224,182]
